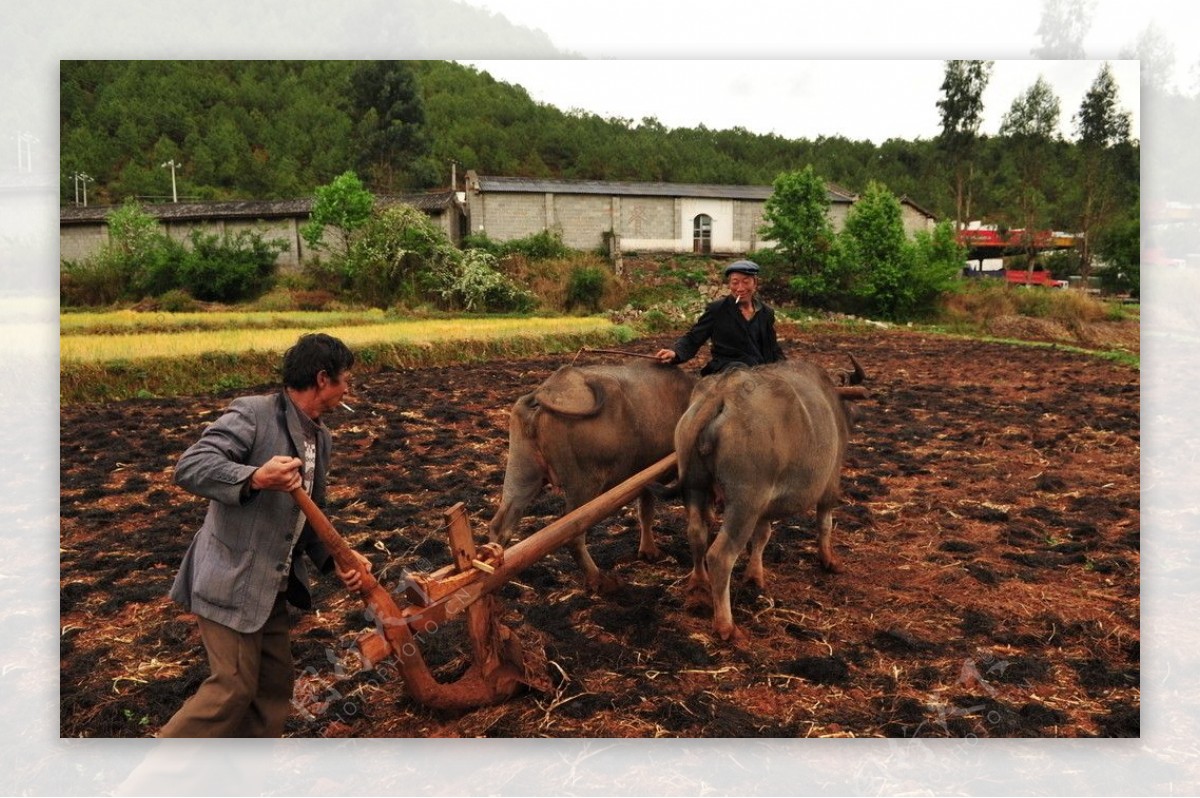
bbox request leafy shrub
[1095,216,1140,298]
[838,187,964,321]
[300,255,349,296]
[342,204,460,308]
[1040,249,1080,279]
[464,229,572,261]
[61,200,179,305]
[131,236,191,298]
[903,221,968,319]
[503,229,571,260]
[839,182,914,320]
[175,229,286,303]
[61,200,286,306]
[61,256,132,307]
[460,231,502,255]
[156,289,201,312]
[639,308,673,333]
[565,265,606,312]
[439,249,535,312]
[760,167,840,305]
[106,199,162,263]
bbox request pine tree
[350,61,431,192]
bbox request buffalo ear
[535,367,604,417]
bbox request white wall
[681,198,734,250]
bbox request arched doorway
[693,214,712,254]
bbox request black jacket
[670,295,786,375]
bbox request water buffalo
[487,359,695,592]
[672,359,857,642]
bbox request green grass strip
[913,326,1140,369]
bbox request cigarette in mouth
[340,401,354,413]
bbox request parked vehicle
[1004,268,1068,289]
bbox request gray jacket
[169,391,333,633]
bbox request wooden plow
[291,452,678,711]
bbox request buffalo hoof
[637,544,665,562]
[741,570,767,592]
[713,624,750,648]
[683,584,712,613]
[586,571,624,596]
[821,557,846,574]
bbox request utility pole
[71,172,93,206]
[161,159,180,202]
[72,171,87,205]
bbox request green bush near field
[61,200,287,307]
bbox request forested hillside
[60,59,1139,238]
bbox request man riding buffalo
[655,259,786,375]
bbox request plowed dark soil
[59,327,1139,738]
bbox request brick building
[464,171,937,256]
[59,176,938,270]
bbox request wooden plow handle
[288,452,680,711]
[290,488,528,710]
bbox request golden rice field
[60,313,616,363]
[59,311,634,403]
[59,308,390,335]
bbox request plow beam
[385,453,679,629]
[290,451,677,712]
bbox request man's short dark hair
[281,333,355,390]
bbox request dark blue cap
[723,260,760,277]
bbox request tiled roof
[59,190,459,224]
[472,174,858,205]
[898,195,938,220]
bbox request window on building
[693,214,712,253]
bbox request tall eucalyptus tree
[1073,62,1134,278]
[1000,76,1062,275]
[936,59,993,231]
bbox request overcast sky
[464,0,1192,67]
[456,58,1141,145]
[456,0,1198,144]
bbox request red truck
[1004,268,1068,289]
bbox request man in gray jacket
[158,333,370,737]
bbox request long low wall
[60,216,313,272]
[61,203,460,272]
